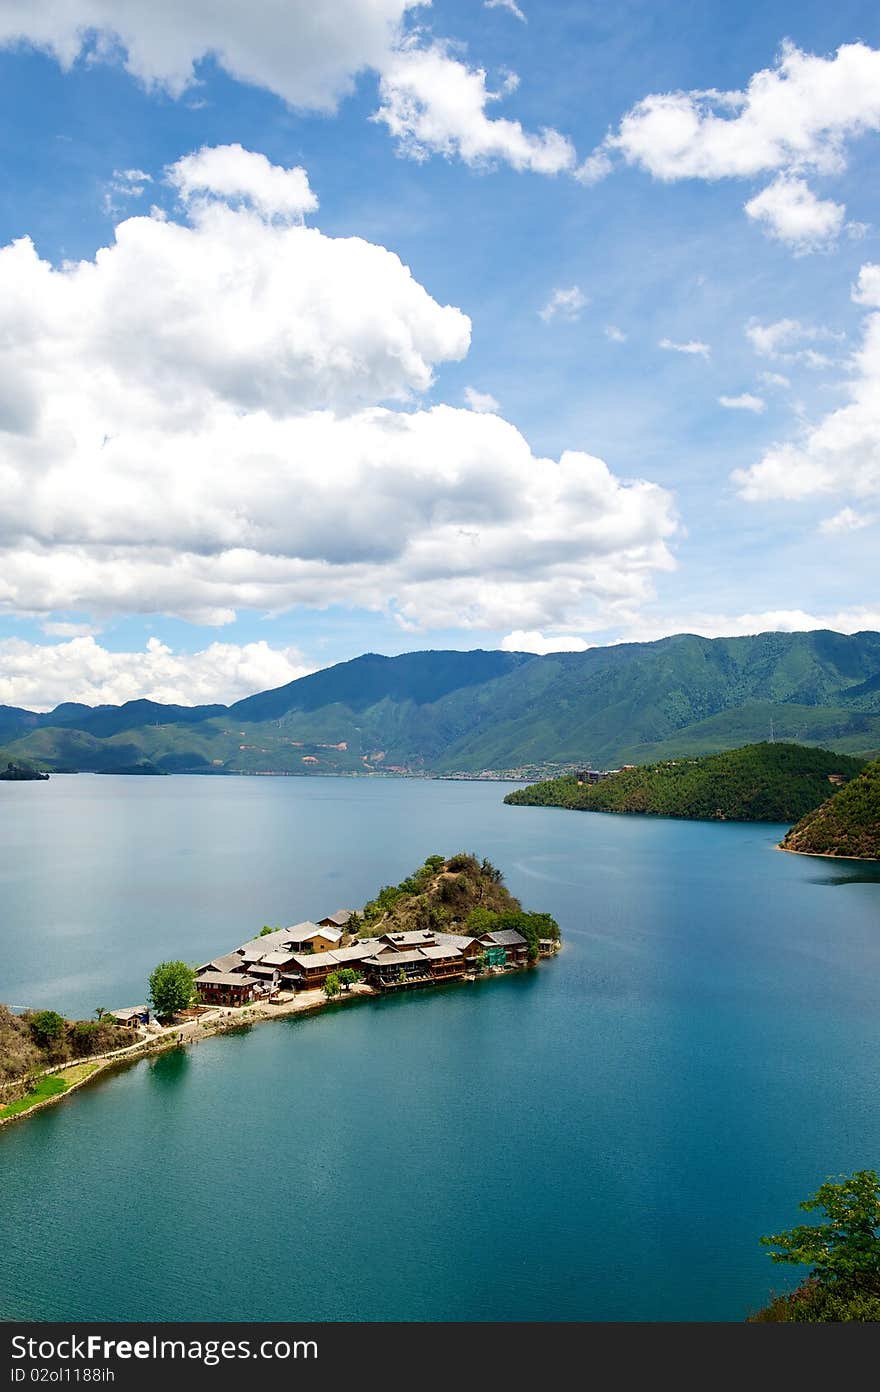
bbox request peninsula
[0,854,561,1127]
[0,761,48,781]
[780,756,880,860]
[503,742,865,824]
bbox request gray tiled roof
[291,950,338,969]
[480,929,527,947]
[320,909,353,927]
[197,971,258,987]
[420,945,462,960]
[367,949,431,966]
[327,943,377,964]
[379,930,436,947]
[198,951,245,974]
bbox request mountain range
[2,629,880,776]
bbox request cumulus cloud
[819,506,874,534]
[744,175,846,252]
[167,144,318,221]
[0,147,677,636]
[659,338,710,358]
[463,386,500,413]
[622,607,880,643]
[0,0,418,111]
[375,39,576,173]
[485,0,526,20]
[581,40,880,246]
[719,393,766,413]
[745,317,842,364]
[735,263,880,502]
[604,324,627,343]
[759,370,791,388]
[539,286,587,322]
[0,635,312,711]
[0,3,578,181]
[500,630,590,654]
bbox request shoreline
[777,843,880,863]
[0,966,541,1130]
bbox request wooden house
[318,909,354,930]
[477,929,529,965]
[195,971,258,1006]
[361,949,434,989]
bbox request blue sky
[0,0,878,707]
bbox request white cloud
[41,621,100,638]
[599,41,880,181]
[759,371,791,388]
[744,175,845,252]
[539,286,587,322]
[622,607,880,643]
[463,385,500,413]
[819,506,874,534]
[0,0,418,111]
[500,630,590,654]
[582,41,880,247]
[735,263,880,503]
[719,393,766,413]
[604,324,627,343]
[0,635,312,711]
[167,144,318,221]
[375,38,576,173]
[659,337,710,357]
[0,148,677,636]
[484,0,526,21]
[0,4,578,180]
[745,317,842,364]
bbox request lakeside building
[195,972,259,1006]
[318,909,354,929]
[194,913,530,1007]
[108,1006,152,1028]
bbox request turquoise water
[1,774,879,1321]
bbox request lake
[1,773,879,1321]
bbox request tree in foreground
[28,1010,66,1049]
[323,972,341,998]
[751,1170,880,1321]
[149,961,196,1020]
[336,968,362,992]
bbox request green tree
[29,1010,66,1048]
[259,925,280,937]
[336,968,362,992]
[761,1170,880,1293]
[323,972,342,998]
[149,961,196,1020]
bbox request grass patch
[0,1061,101,1119]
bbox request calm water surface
[1,774,879,1321]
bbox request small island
[0,853,561,1126]
[780,756,880,860]
[504,742,865,824]
[0,761,49,781]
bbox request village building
[198,950,247,976]
[108,1006,151,1029]
[378,929,438,950]
[477,929,529,966]
[361,949,434,989]
[318,909,354,929]
[195,971,258,1006]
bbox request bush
[29,1010,66,1048]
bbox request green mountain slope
[780,759,880,859]
[1,630,879,775]
[503,743,866,822]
